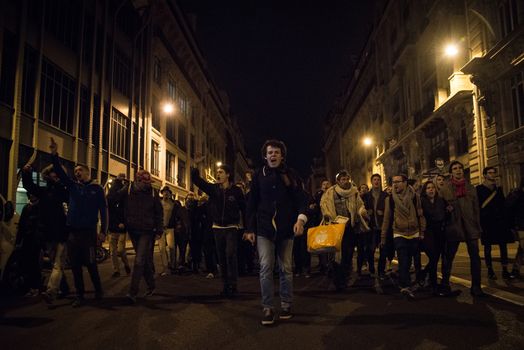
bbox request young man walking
[244,140,307,325]
[476,167,515,280]
[381,174,426,299]
[439,161,485,297]
[50,138,107,307]
[191,159,245,297]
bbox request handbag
[307,220,346,254]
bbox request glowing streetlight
[163,102,175,114]
[363,137,373,147]
[216,161,222,167]
[444,44,459,57]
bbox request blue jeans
[394,237,420,288]
[128,231,156,296]
[257,236,293,310]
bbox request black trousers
[422,227,446,287]
[67,229,102,297]
[203,229,217,273]
[214,228,239,287]
[484,243,509,268]
[442,239,482,288]
[357,231,376,274]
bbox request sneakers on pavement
[71,297,85,308]
[400,287,415,300]
[206,273,215,279]
[261,308,275,326]
[144,288,155,298]
[279,307,293,320]
[111,271,121,278]
[126,294,137,304]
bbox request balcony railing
[414,99,435,127]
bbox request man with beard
[244,140,307,325]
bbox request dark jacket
[421,195,448,233]
[168,201,190,239]
[107,179,127,233]
[190,168,245,227]
[186,199,203,240]
[506,188,524,231]
[247,165,307,241]
[476,184,514,245]
[16,201,43,248]
[22,170,69,243]
[362,189,388,231]
[52,154,108,233]
[108,182,163,235]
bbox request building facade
[323,0,524,192]
[0,0,249,209]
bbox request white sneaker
[206,273,215,279]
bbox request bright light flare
[444,44,459,57]
[216,161,223,167]
[363,137,373,147]
[163,102,175,114]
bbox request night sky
[178,0,376,177]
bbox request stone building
[0,0,249,209]
[323,0,523,191]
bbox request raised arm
[190,167,215,197]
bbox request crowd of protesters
[7,137,524,326]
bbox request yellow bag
[307,222,346,253]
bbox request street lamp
[216,161,222,167]
[444,43,459,57]
[162,102,175,114]
[363,137,373,147]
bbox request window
[499,0,520,37]
[190,134,195,159]
[39,58,76,134]
[179,124,187,152]
[79,86,90,140]
[152,96,161,130]
[110,108,128,158]
[151,140,160,176]
[114,46,131,97]
[511,71,524,129]
[177,159,186,187]
[168,80,176,101]
[456,120,469,155]
[22,45,38,115]
[166,151,175,183]
[0,30,18,106]
[44,0,79,51]
[153,56,161,85]
[429,127,449,163]
[179,92,189,117]
[166,118,176,143]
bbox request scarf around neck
[334,184,355,199]
[451,177,467,198]
[392,186,415,218]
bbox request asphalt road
[1,248,524,350]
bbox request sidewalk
[447,242,524,306]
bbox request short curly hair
[260,139,287,160]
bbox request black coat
[362,190,388,230]
[22,171,68,243]
[190,168,246,227]
[107,179,126,233]
[247,165,307,241]
[108,182,163,235]
[476,184,514,245]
